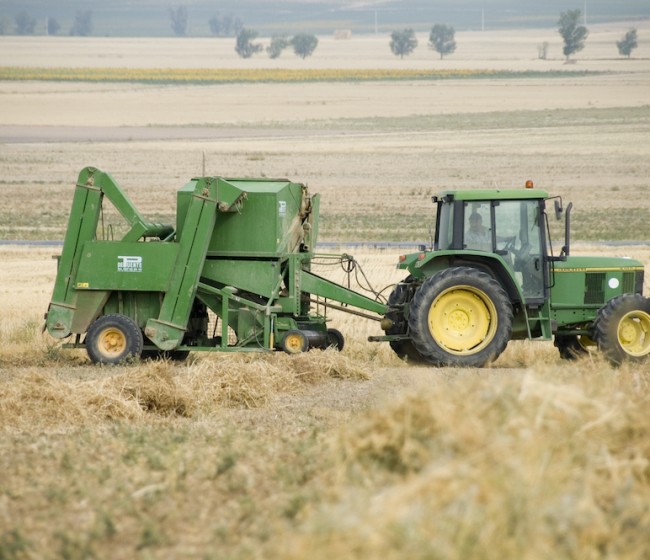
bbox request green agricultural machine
[46,168,649,368]
[45,167,386,364]
[375,182,650,366]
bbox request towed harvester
[46,168,650,367]
[45,167,386,363]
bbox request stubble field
[1,23,650,559]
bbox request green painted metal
[46,167,388,361]
[436,188,549,201]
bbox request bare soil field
[1,26,650,242]
[1,24,650,559]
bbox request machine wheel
[326,328,345,351]
[593,294,650,366]
[554,335,592,360]
[281,330,309,355]
[86,314,143,365]
[408,267,513,367]
[385,277,426,364]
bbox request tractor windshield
[494,200,544,301]
[459,199,545,302]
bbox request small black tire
[326,328,345,351]
[408,267,513,367]
[281,330,309,355]
[593,294,650,366]
[86,314,143,365]
[554,335,590,360]
[385,277,426,364]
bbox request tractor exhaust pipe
[561,202,573,258]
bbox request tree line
[390,11,639,61]
[0,10,94,36]
[1,8,640,62]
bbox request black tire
[326,328,345,351]
[281,329,309,355]
[554,335,590,360]
[86,314,143,365]
[385,277,426,364]
[593,294,650,366]
[408,267,513,367]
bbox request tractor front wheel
[594,294,650,365]
[408,267,513,367]
[86,314,143,365]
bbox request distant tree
[616,28,638,58]
[235,28,263,58]
[537,41,549,60]
[169,6,188,37]
[267,35,290,59]
[291,33,318,59]
[209,13,243,37]
[208,15,221,36]
[70,10,93,36]
[15,11,36,35]
[428,24,456,59]
[558,9,588,61]
[0,16,12,35]
[390,29,418,59]
[47,16,60,36]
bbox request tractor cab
[432,187,550,305]
[403,184,559,316]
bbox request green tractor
[374,183,649,367]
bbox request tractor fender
[411,250,525,306]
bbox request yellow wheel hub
[428,286,497,355]
[97,327,127,357]
[617,310,650,357]
[284,333,305,353]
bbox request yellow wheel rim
[617,310,650,357]
[97,327,127,357]
[284,333,305,354]
[428,285,497,355]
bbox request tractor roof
[436,188,549,202]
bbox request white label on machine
[117,255,143,273]
[278,200,287,217]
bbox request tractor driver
[465,212,492,252]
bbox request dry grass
[277,361,650,560]
[1,246,650,558]
[2,331,650,558]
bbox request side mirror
[554,199,563,220]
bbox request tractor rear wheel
[408,267,513,367]
[86,314,143,365]
[385,277,426,364]
[594,294,650,365]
